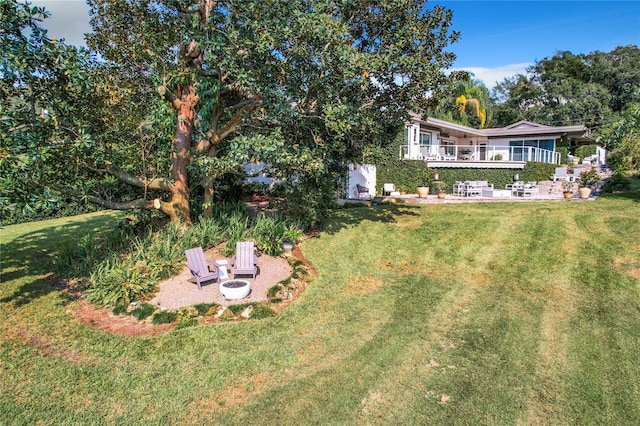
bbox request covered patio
[401,115,596,168]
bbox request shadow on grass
[1,213,122,307]
[322,203,422,235]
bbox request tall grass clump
[76,202,304,308]
[85,217,228,308]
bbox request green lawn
[1,195,639,425]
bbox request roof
[414,115,594,143]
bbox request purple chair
[185,247,219,290]
[230,241,258,279]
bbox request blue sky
[438,0,640,87]
[32,0,640,89]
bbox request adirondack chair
[230,241,258,279]
[185,247,219,290]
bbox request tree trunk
[168,84,197,226]
[203,175,214,219]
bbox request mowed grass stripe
[2,196,639,425]
[563,209,640,424]
[400,204,571,424]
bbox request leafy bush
[250,304,277,319]
[131,303,157,321]
[152,310,178,324]
[86,260,158,307]
[112,304,129,316]
[602,171,632,192]
[193,303,219,316]
[226,302,277,319]
[365,131,557,194]
[272,173,338,228]
[577,169,600,187]
[267,284,283,298]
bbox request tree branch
[104,164,173,191]
[196,99,260,154]
[86,196,159,211]
[157,85,182,110]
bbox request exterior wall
[347,164,376,199]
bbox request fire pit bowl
[219,279,251,300]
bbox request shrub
[193,303,219,316]
[272,173,338,228]
[86,261,158,307]
[131,303,157,321]
[267,284,283,298]
[602,172,631,192]
[175,318,199,329]
[577,169,600,187]
[152,310,178,324]
[111,304,129,316]
[250,304,277,319]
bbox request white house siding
[347,164,376,199]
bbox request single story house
[402,113,604,169]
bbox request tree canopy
[79,0,461,224]
[491,46,640,129]
[1,0,98,217]
[490,46,640,170]
[2,0,463,224]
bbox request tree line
[433,46,640,170]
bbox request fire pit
[219,279,251,300]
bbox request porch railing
[400,145,561,165]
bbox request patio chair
[438,147,456,161]
[552,167,572,182]
[230,241,258,280]
[524,181,539,196]
[185,247,220,290]
[464,181,482,197]
[382,183,396,196]
[355,183,370,199]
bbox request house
[402,113,601,169]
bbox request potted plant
[434,181,446,199]
[281,225,304,256]
[577,169,599,199]
[561,181,574,199]
[417,172,431,198]
[416,185,429,198]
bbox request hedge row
[365,137,557,195]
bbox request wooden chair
[185,247,219,290]
[230,241,258,279]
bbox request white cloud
[453,63,533,90]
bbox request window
[441,140,455,155]
[509,139,556,161]
[419,132,431,148]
